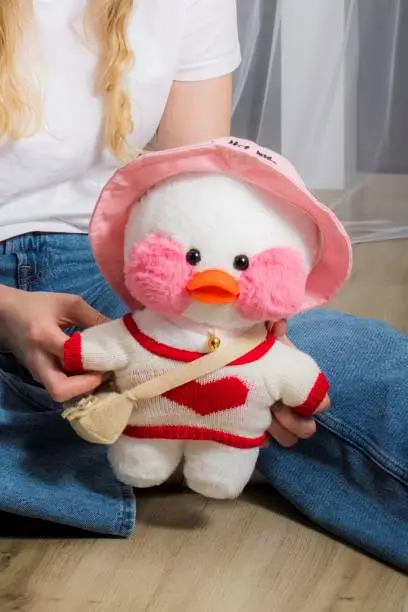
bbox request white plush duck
[63,138,352,499]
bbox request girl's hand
[267,319,330,447]
[0,287,108,402]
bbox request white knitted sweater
[63,313,328,449]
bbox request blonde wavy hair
[0,0,135,161]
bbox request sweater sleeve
[265,342,329,417]
[63,320,130,374]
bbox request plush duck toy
[62,137,352,500]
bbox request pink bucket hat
[89,137,352,312]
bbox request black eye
[186,248,201,266]
[233,254,249,271]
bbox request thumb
[67,297,110,330]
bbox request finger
[65,296,110,329]
[268,420,298,447]
[271,319,287,339]
[278,335,294,348]
[31,352,103,402]
[274,405,317,439]
[315,393,330,413]
[36,326,69,359]
[46,370,104,403]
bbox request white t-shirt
[0,0,241,242]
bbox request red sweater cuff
[292,372,329,417]
[63,332,84,374]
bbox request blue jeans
[1,233,407,568]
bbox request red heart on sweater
[164,377,249,416]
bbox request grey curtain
[232,0,407,243]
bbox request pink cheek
[237,248,307,321]
[124,233,193,315]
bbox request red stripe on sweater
[63,332,84,374]
[122,314,275,365]
[123,425,267,449]
[292,372,329,417]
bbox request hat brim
[89,139,352,312]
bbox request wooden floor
[2,240,408,612]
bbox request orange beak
[186,269,240,305]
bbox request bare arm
[154,74,233,149]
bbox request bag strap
[123,325,267,403]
